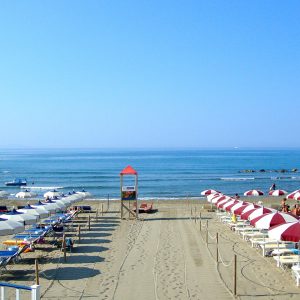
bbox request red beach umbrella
[237,203,261,217]
[223,200,240,211]
[241,207,276,221]
[207,193,223,203]
[250,212,298,229]
[268,189,288,196]
[268,221,300,242]
[201,189,220,196]
[286,190,300,199]
[244,190,264,196]
[217,199,232,209]
[230,201,249,213]
[213,195,231,204]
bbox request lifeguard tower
[120,165,138,219]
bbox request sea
[1,148,300,201]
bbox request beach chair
[241,231,268,241]
[0,244,30,272]
[260,242,296,257]
[273,255,300,268]
[291,264,300,286]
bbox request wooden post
[35,259,39,285]
[78,225,81,243]
[102,203,104,216]
[190,208,192,220]
[199,212,202,231]
[206,223,208,245]
[96,209,98,221]
[233,254,237,296]
[194,207,196,223]
[88,214,91,231]
[216,232,219,263]
[63,233,67,262]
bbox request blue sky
[0,1,299,148]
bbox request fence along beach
[0,196,300,299]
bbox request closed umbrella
[250,212,298,229]
[244,190,264,196]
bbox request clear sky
[0,1,299,149]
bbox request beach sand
[0,197,300,299]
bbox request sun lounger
[249,237,277,248]
[273,255,300,268]
[241,231,268,241]
[291,264,300,286]
[260,242,295,257]
[0,244,30,272]
[271,248,300,256]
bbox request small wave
[220,177,255,181]
[2,170,10,173]
[20,186,64,190]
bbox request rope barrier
[218,249,234,268]
[207,231,217,240]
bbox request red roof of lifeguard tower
[120,165,138,175]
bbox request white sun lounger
[261,242,295,257]
[273,255,300,268]
[241,231,268,241]
[292,264,300,286]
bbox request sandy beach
[0,197,300,299]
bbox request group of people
[281,198,300,216]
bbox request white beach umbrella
[42,202,61,212]
[0,209,38,225]
[17,204,49,219]
[16,190,37,198]
[201,189,220,196]
[243,190,264,196]
[0,218,25,235]
[32,201,57,214]
[0,190,9,199]
[223,199,240,211]
[44,190,61,199]
[51,200,68,209]
[268,189,288,197]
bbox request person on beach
[234,193,240,199]
[269,183,276,191]
[292,204,300,216]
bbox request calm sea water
[0,149,300,200]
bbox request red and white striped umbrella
[241,207,276,221]
[207,193,223,203]
[250,212,298,229]
[223,200,240,211]
[212,195,231,204]
[286,190,300,199]
[244,190,264,196]
[268,221,300,242]
[236,203,261,217]
[268,189,288,197]
[217,199,232,209]
[230,201,249,213]
[201,189,220,196]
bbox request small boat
[5,178,27,186]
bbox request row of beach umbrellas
[203,189,300,242]
[201,188,300,199]
[0,191,91,236]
